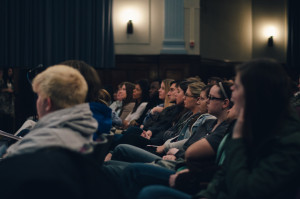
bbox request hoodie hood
[35,103,98,137]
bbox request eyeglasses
[208,95,224,101]
[184,93,196,98]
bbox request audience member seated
[12,60,111,137]
[97,88,122,130]
[138,58,300,199]
[110,83,123,116]
[129,79,163,127]
[141,79,175,126]
[123,79,150,129]
[117,82,135,122]
[3,65,110,158]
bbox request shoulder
[125,102,135,108]
[278,116,300,146]
[140,102,148,107]
[6,128,59,157]
[199,113,216,121]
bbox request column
[161,0,187,54]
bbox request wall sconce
[268,36,273,47]
[127,20,133,34]
[264,26,276,47]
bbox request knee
[137,185,165,199]
[112,144,131,161]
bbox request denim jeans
[121,163,176,199]
[112,144,161,163]
[138,185,192,199]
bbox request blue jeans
[121,163,176,199]
[138,185,192,199]
[112,144,161,163]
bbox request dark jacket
[195,113,300,199]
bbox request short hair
[170,80,180,87]
[32,65,88,110]
[178,81,190,93]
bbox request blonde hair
[189,81,206,98]
[162,79,174,108]
[32,65,88,110]
[186,76,202,83]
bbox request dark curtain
[0,0,115,68]
[287,0,300,74]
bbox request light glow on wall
[113,0,150,44]
[263,26,277,38]
[119,7,141,24]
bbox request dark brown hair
[60,60,101,102]
[236,58,291,146]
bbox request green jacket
[194,113,300,199]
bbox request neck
[136,98,142,104]
[214,109,228,128]
[190,106,201,115]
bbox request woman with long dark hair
[123,79,150,129]
[118,82,135,121]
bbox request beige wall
[113,0,164,54]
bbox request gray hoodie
[6,103,98,157]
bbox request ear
[45,97,53,112]
[222,99,230,109]
[196,97,201,105]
